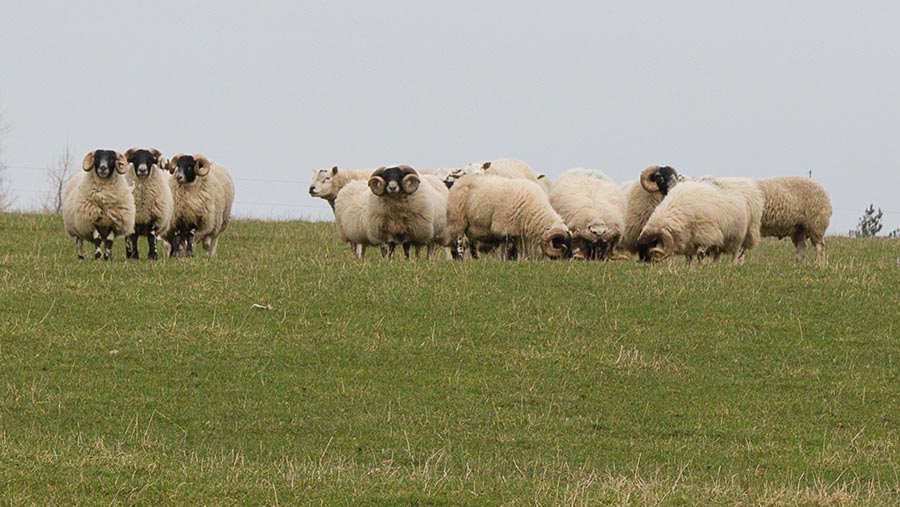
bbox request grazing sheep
[123,147,173,260]
[366,166,449,260]
[620,165,682,256]
[62,150,136,260]
[446,175,571,260]
[308,166,372,210]
[637,178,764,265]
[549,168,625,260]
[334,180,378,259]
[164,154,235,257]
[466,158,550,195]
[756,177,832,263]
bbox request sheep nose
[308,186,317,195]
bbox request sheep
[333,180,378,259]
[620,165,682,256]
[366,165,450,260]
[549,168,625,260]
[755,177,832,263]
[62,150,136,260]
[164,154,235,257]
[123,147,173,260]
[308,166,372,210]
[446,174,571,260]
[465,158,551,195]
[637,178,764,265]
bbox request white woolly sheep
[446,175,571,260]
[309,166,372,210]
[637,178,764,265]
[62,150,136,260]
[164,154,235,257]
[465,158,551,195]
[334,180,379,259]
[366,166,449,260]
[756,177,832,263]
[549,168,625,260]
[123,147,173,260]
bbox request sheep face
[83,150,127,179]
[369,166,420,197]
[309,166,338,198]
[640,166,680,195]
[637,227,675,262]
[572,225,620,260]
[124,148,164,179]
[443,164,485,189]
[541,225,572,259]
[168,154,211,185]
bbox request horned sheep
[164,154,235,257]
[366,166,450,260]
[62,150,136,260]
[620,166,682,256]
[124,147,173,260]
[549,168,625,260]
[637,178,764,265]
[446,175,571,260]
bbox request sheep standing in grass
[366,165,449,260]
[124,147,172,260]
[446,175,571,260]
[637,179,764,265]
[334,180,378,259]
[165,154,235,257]
[757,177,831,263]
[62,150,135,260]
[620,166,682,255]
[549,168,625,260]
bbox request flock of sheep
[62,149,234,260]
[309,159,832,264]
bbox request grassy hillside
[1,212,898,506]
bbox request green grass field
[1,212,898,506]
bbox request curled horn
[167,154,183,174]
[543,227,571,259]
[194,154,211,177]
[648,228,675,262]
[82,151,95,172]
[368,167,387,196]
[114,152,128,174]
[640,166,660,192]
[400,166,420,194]
[124,148,138,162]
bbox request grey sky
[2,1,898,234]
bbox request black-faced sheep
[620,165,682,255]
[164,154,235,258]
[366,166,449,260]
[62,150,136,260]
[637,178,764,265]
[446,175,571,260]
[124,147,173,260]
[549,168,625,260]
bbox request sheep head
[640,166,680,195]
[541,224,571,259]
[638,227,675,263]
[168,154,212,184]
[572,225,620,260]
[124,147,164,179]
[83,150,127,178]
[309,166,339,198]
[369,165,420,196]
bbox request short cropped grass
[1,212,899,506]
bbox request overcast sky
[1,1,898,234]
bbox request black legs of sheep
[78,229,115,260]
[126,227,161,260]
[169,229,195,258]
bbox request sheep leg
[103,231,115,261]
[76,238,84,260]
[792,229,808,264]
[169,233,182,258]
[812,237,825,264]
[91,230,103,259]
[359,244,366,259]
[206,237,218,257]
[147,230,158,260]
[125,234,137,259]
[185,229,195,257]
[403,242,411,260]
[350,243,359,259]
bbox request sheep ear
[482,162,491,170]
[401,172,420,194]
[368,176,387,196]
[331,166,338,175]
[194,154,211,176]
[114,152,128,174]
[124,148,138,162]
[82,151,95,172]
[167,154,182,174]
